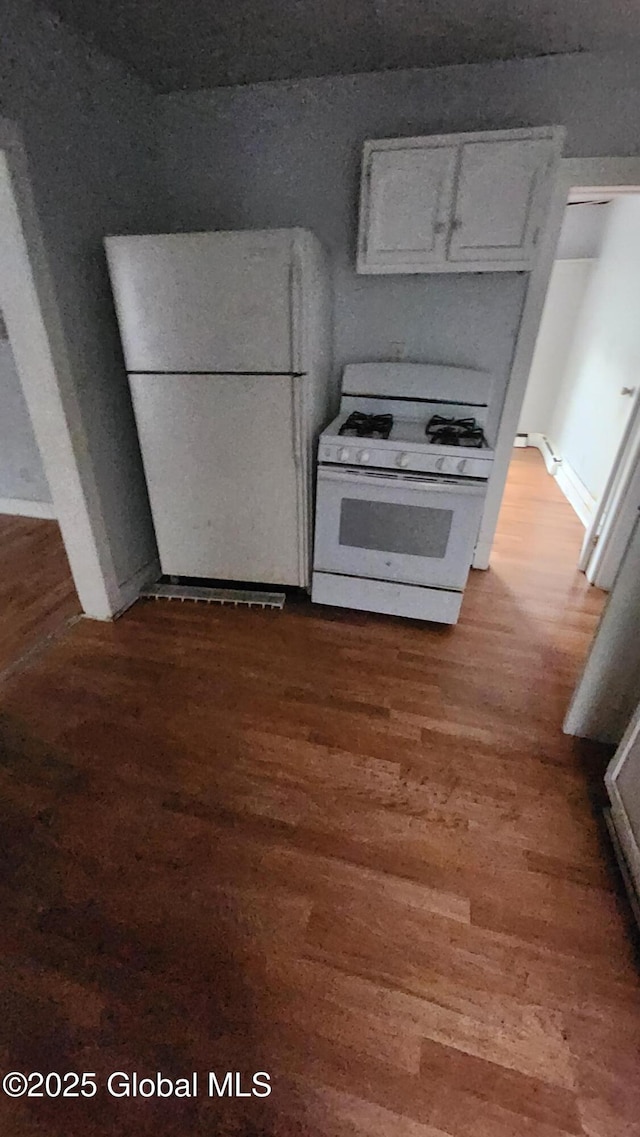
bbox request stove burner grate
[339,411,394,440]
[426,414,487,449]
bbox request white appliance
[104,228,331,588]
[312,363,495,624]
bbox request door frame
[0,116,121,620]
[474,155,640,569]
[579,380,640,590]
[605,699,640,901]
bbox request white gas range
[311,362,495,624]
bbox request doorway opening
[0,117,129,635]
[509,185,640,594]
[0,304,79,675]
[0,306,53,520]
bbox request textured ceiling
[41,0,640,92]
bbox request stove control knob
[358,450,370,464]
[457,459,467,473]
[338,447,350,462]
[397,452,410,469]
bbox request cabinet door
[358,144,457,271]
[448,138,554,265]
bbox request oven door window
[314,470,485,590]
[339,499,453,559]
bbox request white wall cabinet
[357,127,563,274]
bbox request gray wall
[0,336,51,503]
[159,50,640,430]
[3,23,640,598]
[0,0,166,585]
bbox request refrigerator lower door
[130,373,304,586]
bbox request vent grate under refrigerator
[140,583,286,609]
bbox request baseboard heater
[539,435,562,475]
[141,582,285,609]
[516,433,562,475]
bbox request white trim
[0,497,56,519]
[605,702,640,903]
[587,454,640,590]
[0,117,121,620]
[581,390,640,589]
[475,155,640,569]
[526,432,561,475]
[568,185,640,202]
[113,558,161,617]
[554,460,595,528]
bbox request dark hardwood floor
[0,450,637,1137]
[0,513,79,675]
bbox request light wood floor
[0,450,638,1137]
[0,513,79,675]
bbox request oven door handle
[317,467,486,495]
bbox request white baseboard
[554,459,596,528]
[528,432,562,475]
[512,436,595,527]
[114,558,161,617]
[0,496,56,519]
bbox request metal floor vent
[141,583,286,609]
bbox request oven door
[314,467,485,590]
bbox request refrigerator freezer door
[130,374,303,585]
[106,231,295,374]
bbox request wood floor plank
[0,449,638,1137]
[419,1037,582,1133]
[302,912,578,1088]
[297,1080,457,1137]
[0,514,78,674]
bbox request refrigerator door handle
[290,374,308,584]
[290,241,303,375]
[290,375,304,470]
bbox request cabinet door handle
[621,387,636,396]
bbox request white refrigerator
[105,229,332,588]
